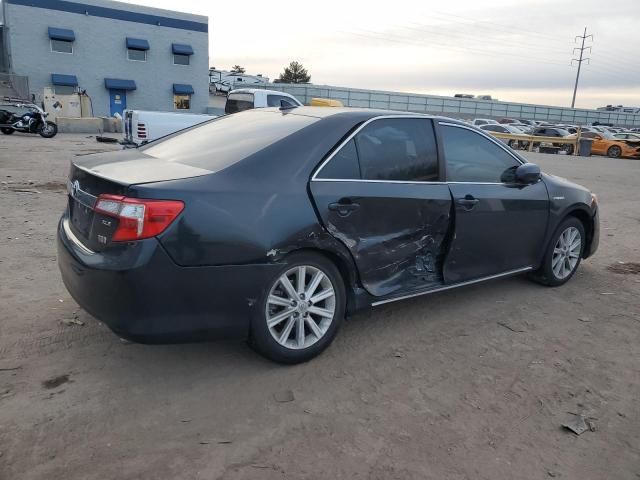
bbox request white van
[225,89,302,114]
[123,110,215,146]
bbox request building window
[173,54,190,66]
[51,39,73,54]
[54,85,76,95]
[174,94,191,110]
[127,48,147,62]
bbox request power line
[571,27,593,108]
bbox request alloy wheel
[265,265,336,350]
[552,227,581,280]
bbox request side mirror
[515,163,541,184]
[594,135,602,140]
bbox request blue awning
[48,27,75,42]
[51,74,78,86]
[172,43,194,55]
[126,37,149,50]
[104,78,137,91]
[173,83,194,95]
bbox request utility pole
[571,27,593,108]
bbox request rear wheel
[607,145,622,158]
[250,252,346,364]
[1,127,14,135]
[530,217,585,286]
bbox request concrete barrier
[56,117,104,133]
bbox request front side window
[355,118,438,182]
[173,54,190,66]
[440,125,520,183]
[127,48,147,62]
[51,39,73,54]
[174,94,190,110]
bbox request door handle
[328,201,360,217]
[456,195,479,210]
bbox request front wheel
[607,145,622,158]
[1,127,14,135]
[39,122,57,138]
[530,217,585,286]
[250,252,346,364]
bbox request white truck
[123,109,214,146]
[122,89,303,146]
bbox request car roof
[230,88,297,96]
[254,106,452,122]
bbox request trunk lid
[67,149,211,251]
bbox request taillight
[94,194,184,242]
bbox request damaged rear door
[310,117,452,297]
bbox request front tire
[250,252,346,364]
[39,122,57,138]
[530,217,585,286]
[1,127,14,135]
[607,145,622,158]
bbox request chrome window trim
[437,121,525,166]
[311,114,434,182]
[371,266,533,306]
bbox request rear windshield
[141,110,317,171]
[225,92,254,114]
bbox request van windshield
[225,93,254,114]
[141,110,317,171]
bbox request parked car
[580,131,640,158]
[531,127,576,154]
[518,119,537,127]
[471,118,499,126]
[57,108,599,363]
[224,89,302,114]
[479,123,530,149]
[497,118,518,124]
[123,110,215,146]
[614,132,640,141]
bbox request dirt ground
[1,133,639,480]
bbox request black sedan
[58,107,599,363]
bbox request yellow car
[581,131,640,158]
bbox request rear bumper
[57,216,281,343]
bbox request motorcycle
[0,103,58,138]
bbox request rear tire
[530,217,585,286]
[250,252,346,364]
[1,127,14,135]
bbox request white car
[224,89,302,114]
[472,118,499,127]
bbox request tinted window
[51,39,73,54]
[441,125,520,183]
[225,93,254,114]
[317,139,360,180]
[142,110,317,171]
[355,118,438,181]
[127,48,146,61]
[173,54,190,65]
[267,95,299,108]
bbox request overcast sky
[126,0,639,109]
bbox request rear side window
[225,93,254,114]
[317,139,360,180]
[356,118,438,181]
[267,94,299,108]
[440,125,520,183]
